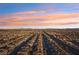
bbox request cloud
[0,11,79,28]
[13,13,79,20]
[15,11,38,15]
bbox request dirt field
[0,29,79,55]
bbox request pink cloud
[0,11,79,27]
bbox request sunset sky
[0,3,79,29]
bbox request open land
[0,29,79,55]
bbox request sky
[0,3,79,29]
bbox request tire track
[43,32,69,55]
[9,34,34,55]
[16,32,38,55]
[31,32,38,55]
[44,31,79,55]
[43,34,57,55]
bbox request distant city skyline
[0,3,79,29]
